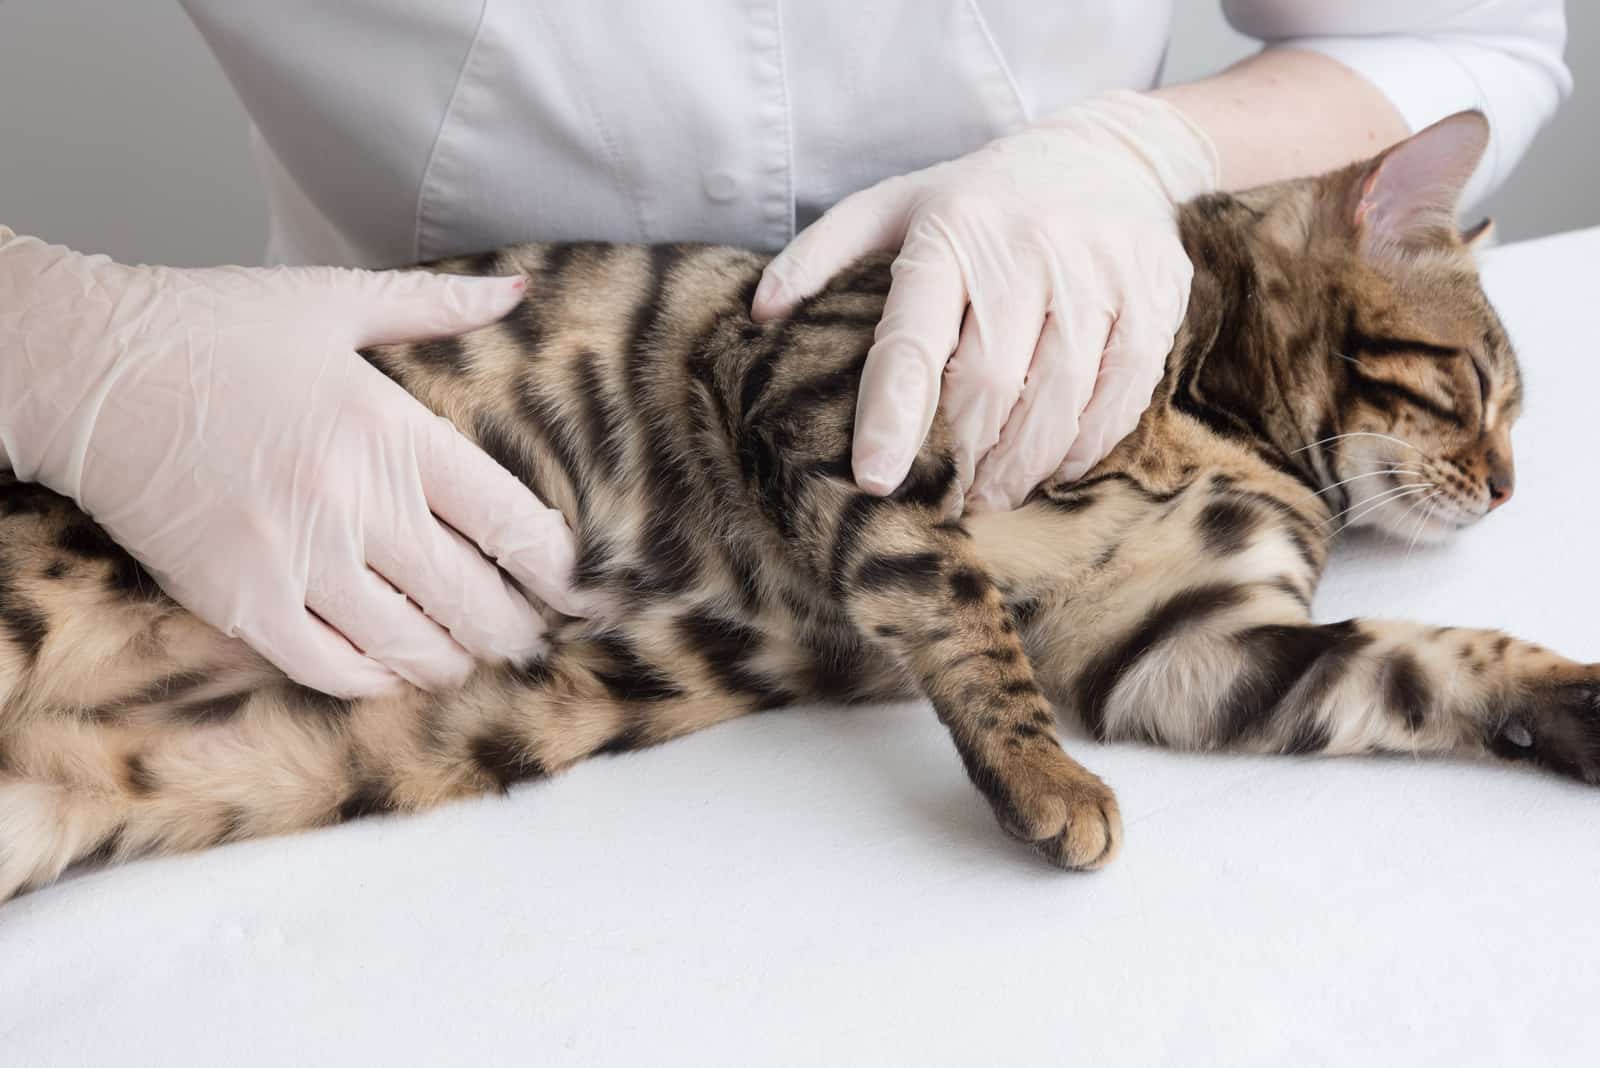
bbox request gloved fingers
[1055,280,1186,484]
[967,303,1113,512]
[936,268,1051,499]
[366,503,550,664]
[414,412,591,619]
[752,177,917,320]
[345,269,528,347]
[850,223,968,495]
[305,563,478,693]
[235,603,403,701]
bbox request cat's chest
[973,462,1325,675]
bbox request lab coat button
[703,171,740,203]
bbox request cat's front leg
[1480,652,1600,782]
[828,494,1121,870]
[1062,597,1600,782]
[749,377,1120,864]
[1287,621,1600,779]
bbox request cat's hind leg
[0,614,796,901]
[0,477,281,896]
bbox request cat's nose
[1486,448,1514,510]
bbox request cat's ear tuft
[1351,111,1489,259]
[1461,217,1495,249]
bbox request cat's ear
[1351,111,1489,258]
[1461,217,1495,249]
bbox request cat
[0,111,1591,901]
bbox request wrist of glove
[753,91,1221,511]
[0,227,586,697]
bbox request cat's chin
[1368,508,1474,546]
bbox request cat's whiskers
[1318,480,1426,528]
[1396,489,1433,541]
[1335,485,1436,536]
[1304,468,1413,503]
[1401,492,1443,561]
[1321,482,1436,535]
[1292,431,1425,457]
[1378,462,1432,491]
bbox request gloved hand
[0,228,585,697]
[752,91,1220,511]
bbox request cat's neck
[1164,194,1327,491]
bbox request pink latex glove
[0,228,585,697]
[752,92,1220,511]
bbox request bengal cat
[0,112,1589,900]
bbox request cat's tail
[0,628,763,900]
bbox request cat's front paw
[1490,667,1600,784]
[987,749,1122,870]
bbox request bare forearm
[1152,48,1409,192]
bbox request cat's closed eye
[1470,358,1491,410]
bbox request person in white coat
[0,1,1571,698]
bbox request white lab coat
[178,0,1570,269]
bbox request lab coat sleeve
[1221,1,1572,206]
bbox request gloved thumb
[339,267,528,347]
[752,179,916,321]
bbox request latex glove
[752,91,1219,511]
[0,228,586,697]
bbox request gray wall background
[1,1,1594,267]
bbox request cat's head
[1218,111,1522,544]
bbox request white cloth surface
[2,228,1598,1065]
[176,0,1568,267]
